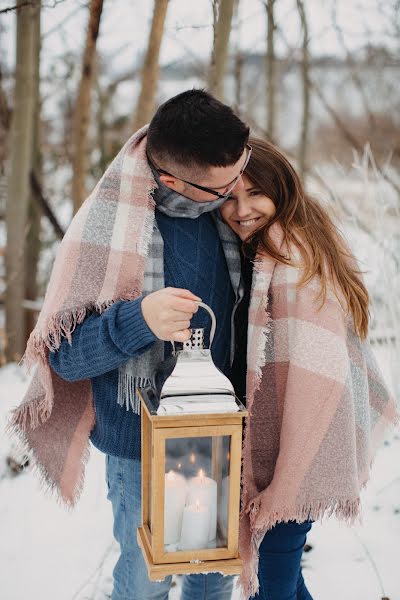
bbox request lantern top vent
[142,303,246,416]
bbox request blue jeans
[253,520,314,600]
[106,455,234,600]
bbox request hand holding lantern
[137,303,247,580]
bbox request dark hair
[147,89,249,173]
[244,136,370,339]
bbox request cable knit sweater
[49,209,236,459]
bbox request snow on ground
[0,349,399,600]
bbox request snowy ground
[0,354,399,600]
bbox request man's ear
[159,174,184,193]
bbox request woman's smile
[236,217,262,228]
[219,175,276,240]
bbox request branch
[42,3,87,38]
[171,23,212,32]
[30,171,65,239]
[71,542,115,600]
[0,1,32,14]
[274,22,400,198]
[311,84,400,196]
[0,0,68,13]
[352,530,388,599]
[163,29,207,77]
[331,1,376,129]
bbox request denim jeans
[253,520,314,600]
[106,455,234,600]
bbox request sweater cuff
[114,297,158,356]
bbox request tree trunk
[208,0,236,101]
[96,79,108,176]
[296,0,310,178]
[0,62,11,175]
[71,0,103,214]
[265,0,276,140]
[25,0,42,341]
[5,0,39,361]
[132,0,170,131]
[232,0,242,112]
[209,0,218,92]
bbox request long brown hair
[244,137,369,339]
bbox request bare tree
[71,0,103,214]
[96,77,109,176]
[5,0,39,361]
[208,0,236,100]
[232,0,243,111]
[0,22,12,176]
[210,0,219,88]
[265,0,277,140]
[296,0,310,178]
[132,0,170,131]
[25,0,42,340]
[311,82,400,196]
[273,17,400,197]
[331,2,375,131]
[0,67,11,175]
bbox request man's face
[159,147,249,203]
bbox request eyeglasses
[147,143,252,201]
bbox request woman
[219,137,398,600]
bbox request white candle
[180,499,210,550]
[187,469,217,541]
[164,470,187,546]
[218,475,229,539]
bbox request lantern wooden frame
[137,389,248,581]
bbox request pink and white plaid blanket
[238,223,398,597]
[8,125,398,598]
[9,126,156,503]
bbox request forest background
[0,1,399,599]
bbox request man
[23,89,249,599]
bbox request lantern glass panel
[163,435,230,553]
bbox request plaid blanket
[9,126,156,504]
[238,222,399,597]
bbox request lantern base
[137,527,243,581]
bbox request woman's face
[219,175,276,240]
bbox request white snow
[0,347,399,600]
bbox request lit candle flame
[198,468,205,479]
[190,453,196,464]
[166,470,175,481]
[177,463,182,470]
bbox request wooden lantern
[137,303,247,580]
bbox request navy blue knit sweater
[49,210,236,459]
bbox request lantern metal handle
[197,302,216,347]
[171,301,216,355]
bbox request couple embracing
[12,90,398,600]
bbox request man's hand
[141,288,201,342]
